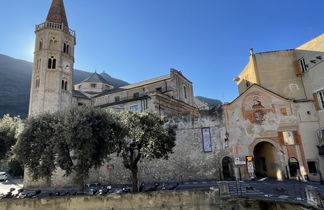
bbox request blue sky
[0,0,323,102]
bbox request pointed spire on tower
[46,0,69,27]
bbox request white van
[0,172,7,181]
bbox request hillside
[0,54,129,118]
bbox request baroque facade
[26,0,324,188]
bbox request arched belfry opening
[253,142,280,178]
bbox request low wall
[0,189,317,210]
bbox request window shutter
[293,131,301,145]
[293,61,302,75]
[278,132,284,145]
[313,93,321,111]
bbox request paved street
[2,177,324,204]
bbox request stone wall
[0,189,316,210]
[86,109,225,185]
[24,109,225,188]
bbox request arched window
[48,56,56,69]
[48,58,52,69]
[63,43,66,53]
[35,77,40,89]
[67,45,70,54]
[183,86,187,99]
[39,41,43,51]
[52,59,56,69]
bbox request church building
[25,0,324,188]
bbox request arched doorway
[253,142,279,178]
[288,158,299,178]
[222,156,234,180]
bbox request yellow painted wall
[237,55,258,95]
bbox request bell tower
[28,0,76,116]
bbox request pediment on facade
[225,84,294,125]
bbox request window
[39,41,42,51]
[63,43,70,54]
[130,105,139,112]
[283,131,295,145]
[61,80,68,91]
[91,83,97,88]
[133,92,139,98]
[48,58,52,69]
[156,87,162,92]
[115,96,120,102]
[48,56,56,69]
[307,161,317,174]
[35,78,40,89]
[183,86,187,99]
[52,59,56,69]
[299,58,308,73]
[36,59,41,69]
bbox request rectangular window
[307,161,317,174]
[91,83,97,88]
[115,96,120,102]
[130,105,139,112]
[201,127,212,152]
[299,58,308,73]
[156,87,162,92]
[283,131,295,145]
[133,92,139,98]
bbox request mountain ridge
[0,54,129,118]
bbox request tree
[57,106,119,190]
[116,111,177,192]
[0,115,23,160]
[14,113,58,184]
[14,106,119,190]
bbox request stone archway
[222,156,234,180]
[288,157,300,178]
[253,142,280,178]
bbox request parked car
[0,172,7,181]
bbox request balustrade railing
[35,22,75,37]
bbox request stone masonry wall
[0,189,316,210]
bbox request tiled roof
[46,0,69,27]
[81,72,110,84]
[120,74,170,89]
[72,90,90,99]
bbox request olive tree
[116,111,177,192]
[14,113,57,183]
[57,106,119,189]
[15,106,119,189]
